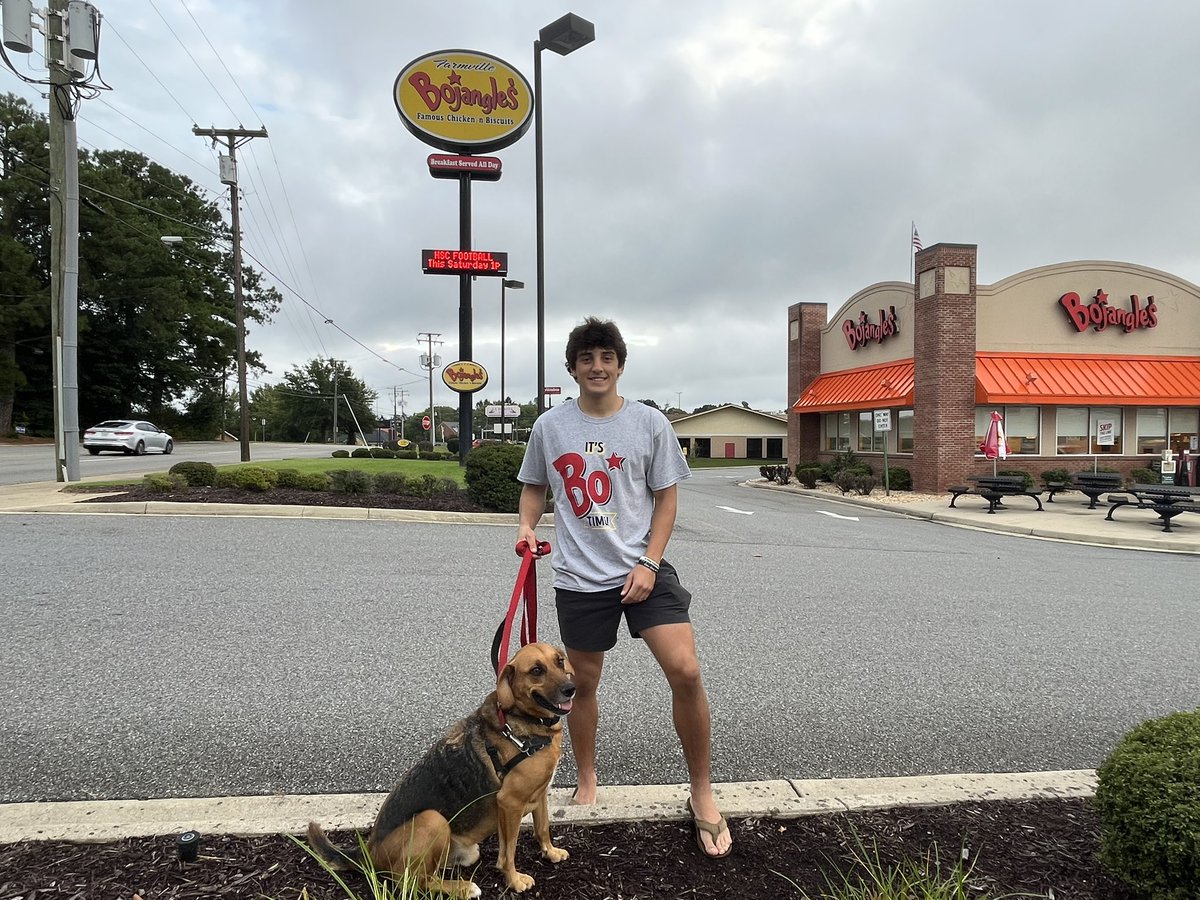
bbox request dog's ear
[496,663,516,710]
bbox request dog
[308,642,576,899]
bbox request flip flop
[686,797,731,859]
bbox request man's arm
[621,483,678,603]
[517,482,549,552]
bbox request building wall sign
[843,306,900,350]
[1059,289,1158,334]
[394,50,533,154]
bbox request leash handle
[492,541,551,674]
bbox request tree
[254,358,376,443]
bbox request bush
[1095,708,1200,898]
[822,450,866,481]
[997,468,1034,489]
[143,472,187,492]
[794,466,819,489]
[328,469,373,494]
[885,466,912,491]
[274,468,307,489]
[395,450,419,460]
[232,466,278,492]
[446,438,459,454]
[1040,467,1072,485]
[351,448,372,459]
[832,470,858,494]
[370,448,396,459]
[168,460,217,487]
[1131,467,1160,485]
[331,449,350,458]
[854,474,877,495]
[301,473,331,491]
[465,441,526,512]
[373,472,409,495]
[417,441,433,454]
[407,473,461,498]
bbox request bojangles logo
[552,449,626,529]
[1059,290,1157,334]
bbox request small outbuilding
[670,405,788,460]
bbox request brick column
[787,301,826,468]
[912,244,977,492]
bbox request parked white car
[83,420,174,456]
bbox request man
[516,317,732,858]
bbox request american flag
[911,225,923,252]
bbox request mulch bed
[0,798,1134,899]
[74,485,492,513]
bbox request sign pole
[457,173,473,466]
[874,409,892,496]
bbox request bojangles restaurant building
[787,243,1200,492]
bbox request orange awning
[976,353,1200,405]
[792,360,914,413]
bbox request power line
[147,0,240,122]
[103,19,196,123]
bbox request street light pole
[534,13,595,418]
[500,279,524,441]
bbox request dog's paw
[507,872,536,892]
[467,884,482,899]
[450,841,481,866]
[544,846,569,864]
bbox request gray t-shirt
[518,398,691,591]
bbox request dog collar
[503,709,561,728]
[485,721,554,781]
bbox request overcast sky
[6,0,1199,416]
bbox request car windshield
[94,421,131,428]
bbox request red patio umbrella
[980,410,1007,475]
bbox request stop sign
[422,415,431,430]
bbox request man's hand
[620,563,656,604]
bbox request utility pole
[391,386,408,441]
[331,367,338,443]
[418,332,442,446]
[192,125,267,462]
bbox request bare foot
[570,774,597,805]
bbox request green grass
[689,457,786,468]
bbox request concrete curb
[0,770,1096,843]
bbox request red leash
[491,540,550,675]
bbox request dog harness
[485,709,560,780]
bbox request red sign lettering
[1058,289,1157,334]
[843,306,900,350]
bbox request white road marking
[716,505,755,515]
[817,510,860,521]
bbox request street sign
[544,386,562,395]
[421,249,508,275]
[485,404,521,418]
[441,360,488,392]
[874,410,892,432]
[427,154,502,181]
[422,415,431,430]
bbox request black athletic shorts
[555,560,692,653]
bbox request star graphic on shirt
[605,452,625,471]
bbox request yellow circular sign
[441,360,489,393]
[394,49,534,154]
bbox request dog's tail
[306,821,366,872]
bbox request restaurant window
[1170,408,1199,454]
[897,409,914,452]
[1136,408,1167,455]
[858,411,885,452]
[823,412,852,451]
[974,406,1039,454]
[1056,406,1123,454]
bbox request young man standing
[516,317,732,858]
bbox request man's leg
[564,647,604,804]
[640,622,732,856]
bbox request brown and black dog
[308,642,575,898]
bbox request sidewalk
[0,478,1169,842]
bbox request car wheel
[164,440,173,455]
[87,448,100,456]
[135,441,145,456]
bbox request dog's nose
[563,683,576,699]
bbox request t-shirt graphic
[552,441,624,532]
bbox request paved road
[0,441,342,485]
[1,468,1196,803]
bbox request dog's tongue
[558,699,573,714]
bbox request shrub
[759,465,772,480]
[301,473,331,491]
[446,438,459,454]
[885,466,912,491]
[832,470,858,494]
[1040,467,1072,485]
[331,449,350,458]
[465,441,525,512]
[395,450,419,460]
[351,448,372,459]
[417,441,433,453]
[854,474,877,495]
[328,469,373,494]
[823,450,870,480]
[143,472,187,492]
[369,448,396,459]
[274,468,307,489]
[794,467,819,489]
[1095,708,1200,898]
[373,472,409,495]
[168,460,217,487]
[997,468,1034,489]
[1131,467,1160,485]
[774,465,792,485]
[227,466,277,492]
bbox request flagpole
[909,220,915,283]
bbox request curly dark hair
[564,317,627,372]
